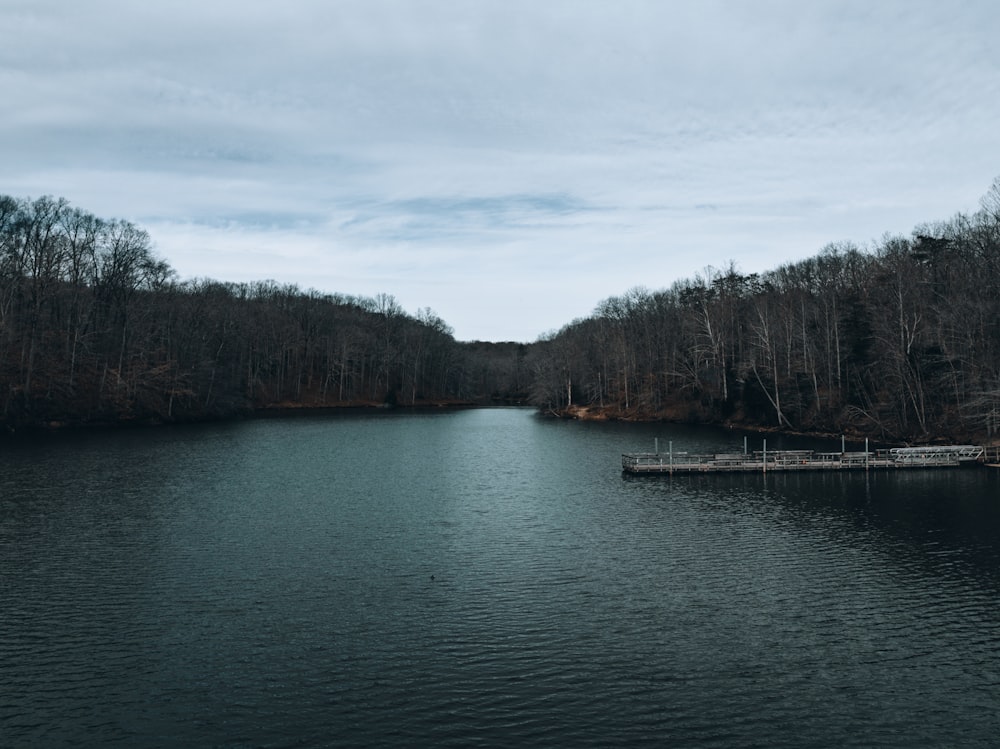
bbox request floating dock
[622,444,990,474]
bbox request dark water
[3,408,1000,747]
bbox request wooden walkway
[622,445,989,474]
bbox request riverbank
[256,398,479,417]
[547,404,999,449]
[0,397,482,435]
[6,397,996,450]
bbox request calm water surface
[2,408,1000,747]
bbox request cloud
[337,193,595,244]
[3,0,1000,341]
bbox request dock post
[865,438,869,470]
[669,441,673,475]
[744,436,748,455]
[655,438,659,456]
[763,438,767,474]
[842,435,845,454]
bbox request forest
[2,180,999,442]
[533,178,1000,443]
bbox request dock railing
[888,445,983,465]
[622,444,988,474]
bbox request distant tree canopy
[532,177,1000,442]
[0,194,527,428]
[3,179,1000,441]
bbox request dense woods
[3,180,1000,442]
[0,194,528,429]
[533,178,1000,443]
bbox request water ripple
[3,412,1000,747]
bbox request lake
[3,407,1000,747]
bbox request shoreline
[545,404,999,449]
[4,400,997,449]
[0,399,483,436]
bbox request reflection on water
[2,410,1000,747]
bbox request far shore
[4,400,997,449]
[545,404,1000,449]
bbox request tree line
[0,194,530,429]
[531,178,1000,442]
[3,181,999,442]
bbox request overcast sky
[3,1,999,341]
